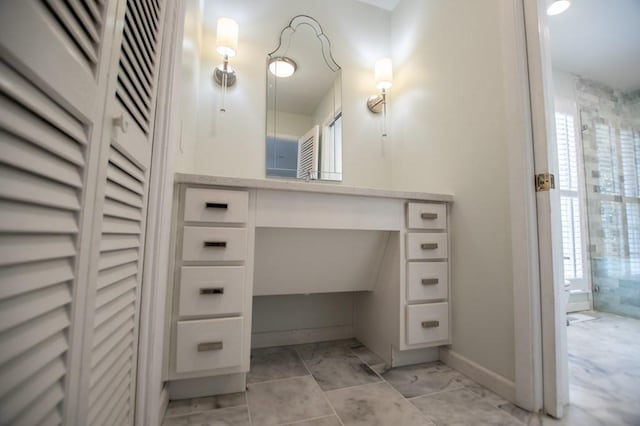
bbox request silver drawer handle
[205,202,228,209]
[422,321,440,328]
[204,241,227,248]
[421,243,438,250]
[197,341,223,352]
[421,278,439,285]
[200,287,224,295]
[421,213,438,220]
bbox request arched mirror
[265,15,342,181]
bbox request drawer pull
[421,213,438,220]
[197,341,224,352]
[200,287,225,295]
[204,241,227,248]
[421,320,440,328]
[421,243,438,250]
[205,202,229,209]
[421,278,439,285]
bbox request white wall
[390,0,515,381]
[175,0,393,188]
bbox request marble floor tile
[294,339,360,361]
[248,346,309,384]
[162,405,250,426]
[382,361,475,398]
[410,387,522,426]
[302,348,382,391]
[348,342,385,367]
[326,382,434,426]
[282,415,343,425]
[164,392,246,417]
[465,383,509,407]
[246,376,333,426]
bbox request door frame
[134,1,185,425]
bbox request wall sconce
[367,58,393,136]
[213,17,238,111]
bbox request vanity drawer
[407,262,448,302]
[406,303,449,345]
[184,188,249,224]
[175,317,243,373]
[406,233,448,260]
[178,266,245,317]
[182,227,248,262]
[407,203,447,230]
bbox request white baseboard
[439,348,516,403]
[391,347,439,367]
[168,373,246,400]
[159,384,169,421]
[251,325,354,349]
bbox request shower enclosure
[580,101,640,318]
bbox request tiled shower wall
[574,76,640,318]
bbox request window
[555,110,586,284]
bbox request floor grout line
[246,373,312,387]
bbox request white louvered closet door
[0,1,119,425]
[80,0,166,425]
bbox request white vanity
[163,174,454,398]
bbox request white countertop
[175,173,454,203]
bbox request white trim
[135,1,185,425]
[168,374,247,400]
[158,385,169,422]
[499,0,544,413]
[439,348,516,403]
[392,347,439,368]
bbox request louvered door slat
[0,259,74,300]
[0,201,79,234]
[90,344,132,403]
[39,410,63,426]
[0,235,76,267]
[10,381,65,426]
[0,308,69,367]
[65,0,101,43]
[44,0,99,65]
[0,357,66,421]
[103,199,143,222]
[0,165,80,212]
[83,0,103,25]
[97,262,138,290]
[120,52,152,99]
[0,333,67,398]
[90,373,129,426]
[128,1,156,54]
[0,283,71,333]
[91,330,133,388]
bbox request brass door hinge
[535,172,555,192]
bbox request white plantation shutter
[555,111,585,282]
[0,1,113,425]
[297,125,320,180]
[82,1,165,425]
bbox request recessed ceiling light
[268,57,297,78]
[547,0,571,16]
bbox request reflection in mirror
[266,15,342,181]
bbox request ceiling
[548,0,640,93]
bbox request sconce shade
[216,17,238,57]
[547,0,571,15]
[375,58,393,90]
[268,57,297,78]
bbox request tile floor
[163,312,640,426]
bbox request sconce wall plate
[214,66,237,87]
[367,94,384,113]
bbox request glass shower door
[580,110,640,319]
